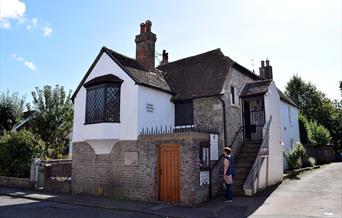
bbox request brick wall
[72,132,213,206]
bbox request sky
[0,0,341,105]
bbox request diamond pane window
[175,100,194,126]
[85,83,121,124]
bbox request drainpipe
[219,96,227,147]
[209,96,227,199]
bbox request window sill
[230,104,240,108]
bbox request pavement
[0,162,341,218]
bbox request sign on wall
[146,103,154,112]
[200,171,209,186]
[210,134,219,160]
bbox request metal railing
[243,115,272,195]
[139,125,219,136]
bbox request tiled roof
[239,80,272,97]
[158,49,235,100]
[278,89,298,108]
[105,48,172,93]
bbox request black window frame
[231,86,236,105]
[174,100,194,126]
[84,83,121,124]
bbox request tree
[285,75,325,120]
[0,91,25,135]
[0,130,41,177]
[285,75,342,149]
[28,85,73,159]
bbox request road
[0,195,160,218]
[0,163,341,218]
[250,162,342,218]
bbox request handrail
[243,115,272,194]
[209,126,243,171]
[229,126,243,148]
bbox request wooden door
[158,144,180,203]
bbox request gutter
[208,96,227,199]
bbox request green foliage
[285,75,342,149]
[0,130,41,177]
[28,85,73,159]
[307,121,331,147]
[298,114,310,144]
[286,143,305,170]
[0,91,25,134]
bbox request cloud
[0,0,26,20]
[11,54,36,71]
[0,0,53,36]
[42,26,52,36]
[24,61,36,71]
[26,18,53,37]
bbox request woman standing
[223,147,233,202]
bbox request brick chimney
[160,49,169,66]
[259,59,273,80]
[135,20,156,69]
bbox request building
[71,20,300,206]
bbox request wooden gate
[158,144,180,203]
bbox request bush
[308,121,331,146]
[286,143,305,170]
[299,114,310,144]
[0,130,41,177]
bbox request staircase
[232,141,261,195]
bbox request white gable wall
[263,81,283,185]
[280,101,300,151]
[138,86,174,132]
[72,52,139,143]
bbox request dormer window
[84,74,123,124]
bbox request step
[235,168,250,174]
[241,147,260,152]
[235,161,254,168]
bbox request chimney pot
[261,60,265,67]
[140,23,146,34]
[160,49,169,66]
[145,20,152,32]
[266,59,270,66]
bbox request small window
[230,86,238,105]
[175,100,194,126]
[288,106,292,125]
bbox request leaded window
[175,100,194,126]
[85,84,121,124]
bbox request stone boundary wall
[0,176,33,189]
[43,159,72,178]
[303,145,335,166]
[72,132,216,206]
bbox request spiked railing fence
[139,125,219,136]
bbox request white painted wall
[137,86,174,132]
[263,81,283,186]
[72,52,139,143]
[72,50,175,150]
[280,101,300,151]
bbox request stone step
[241,146,260,153]
[233,173,249,180]
[235,168,250,174]
[235,161,254,168]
